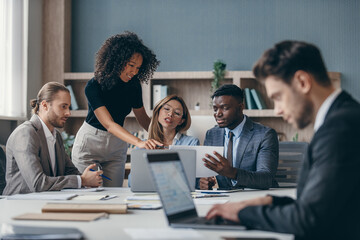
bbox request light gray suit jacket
[3,115,81,195]
[204,116,279,190]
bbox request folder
[13,212,108,222]
[42,203,127,214]
[0,223,84,239]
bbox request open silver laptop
[146,152,246,230]
[130,149,196,192]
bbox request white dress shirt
[224,115,247,186]
[37,115,81,188]
[314,89,342,132]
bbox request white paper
[7,193,78,200]
[125,195,160,201]
[169,145,224,177]
[61,187,104,192]
[71,195,116,201]
[124,228,202,239]
[193,199,229,205]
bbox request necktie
[227,131,234,167]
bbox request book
[0,223,84,239]
[161,85,168,100]
[152,84,168,108]
[250,89,267,110]
[152,84,162,108]
[42,203,127,214]
[13,212,108,222]
[244,88,257,110]
[66,85,79,110]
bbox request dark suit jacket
[204,116,279,189]
[238,91,360,240]
[3,115,81,195]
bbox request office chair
[0,145,6,195]
[275,141,309,188]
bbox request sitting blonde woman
[128,95,199,186]
[149,94,199,147]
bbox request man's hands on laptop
[206,196,273,222]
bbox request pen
[89,169,112,181]
[199,191,222,194]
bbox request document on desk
[170,145,224,177]
[7,193,78,200]
[124,228,202,239]
[61,187,105,192]
[195,188,243,193]
[125,194,160,201]
[193,199,229,205]
[71,195,117,201]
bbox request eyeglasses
[162,105,183,118]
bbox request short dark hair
[95,31,160,90]
[211,84,244,103]
[253,40,331,86]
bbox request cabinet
[62,71,341,142]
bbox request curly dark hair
[94,31,160,90]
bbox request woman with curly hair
[72,32,162,187]
[149,95,199,147]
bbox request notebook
[130,149,196,192]
[145,152,246,230]
[0,223,84,239]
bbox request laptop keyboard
[183,216,238,226]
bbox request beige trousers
[72,121,127,187]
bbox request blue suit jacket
[238,91,360,240]
[204,116,279,189]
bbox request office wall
[0,0,42,145]
[71,0,360,100]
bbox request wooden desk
[0,188,295,240]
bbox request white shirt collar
[37,115,56,141]
[172,132,182,145]
[314,89,342,132]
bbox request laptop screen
[147,153,195,216]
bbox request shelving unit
[62,71,340,142]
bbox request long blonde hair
[148,95,191,143]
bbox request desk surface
[0,188,295,240]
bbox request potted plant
[61,131,75,158]
[211,60,227,94]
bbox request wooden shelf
[61,70,340,142]
[69,110,87,118]
[64,72,94,80]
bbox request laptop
[130,149,196,192]
[145,152,246,230]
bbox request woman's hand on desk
[136,139,163,149]
[81,164,103,187]
[206,196,273,222]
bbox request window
[0,0,28,117]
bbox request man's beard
[295,96,314,130]
[47,110,65,129]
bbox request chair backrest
[0,145,6,195]
[275,141,308,187]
